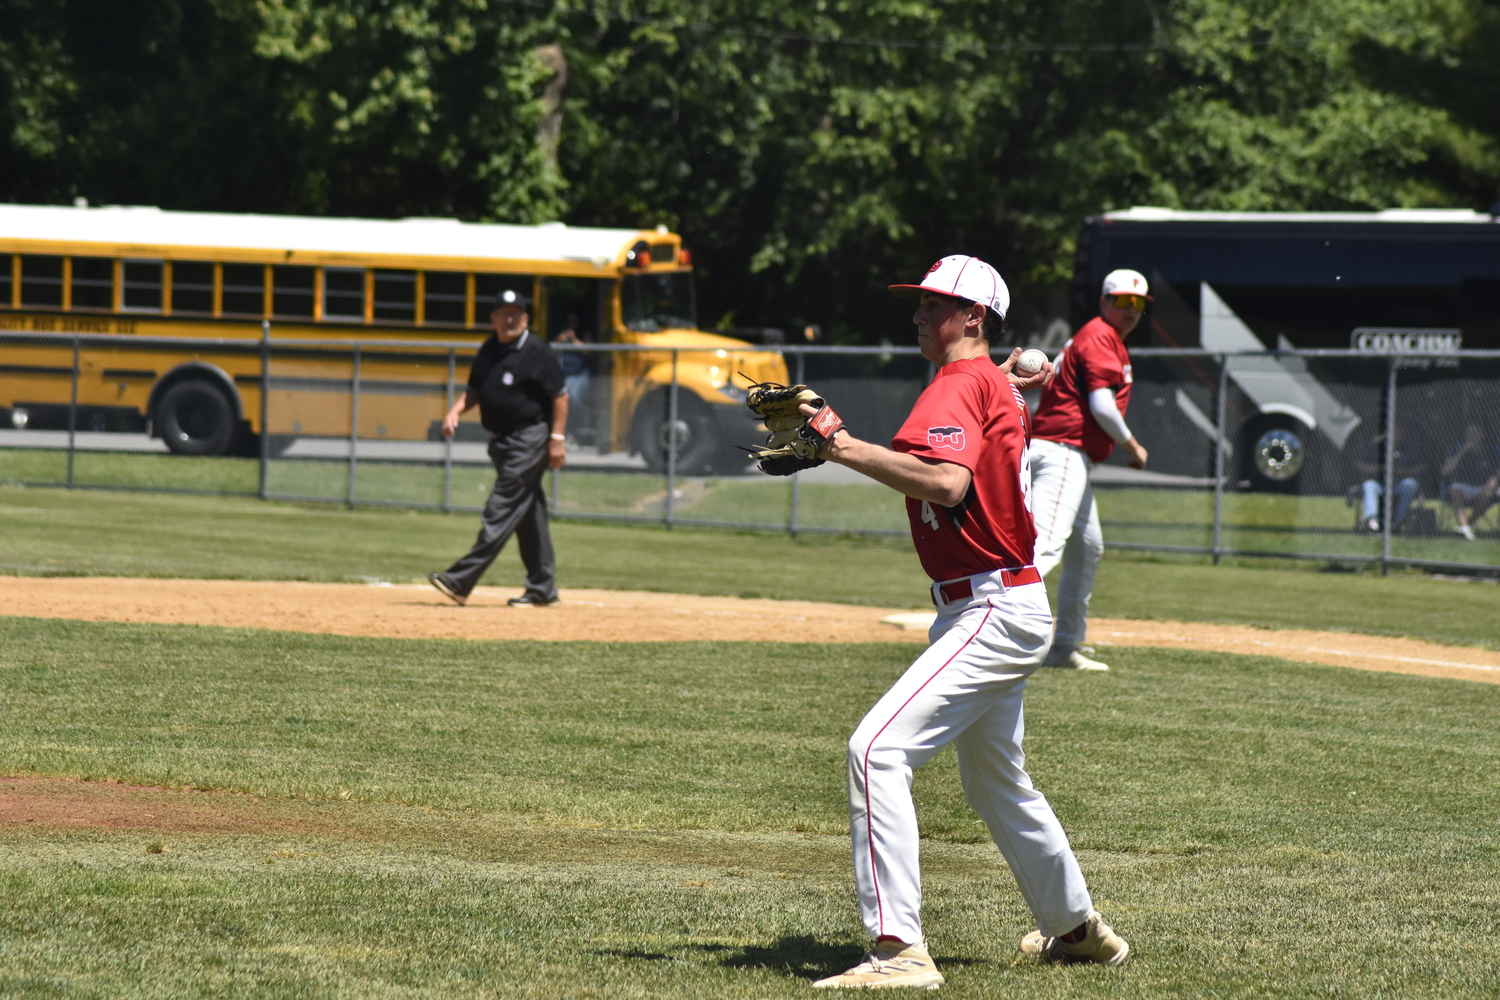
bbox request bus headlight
[10,408,28,430]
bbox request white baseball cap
[1101,269,1152,300]
[889,255,1010,320]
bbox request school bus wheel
[156,380,238,456]
[630,389,719,475]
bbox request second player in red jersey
[1027,269,1152,672]
[1031,315,1135,463]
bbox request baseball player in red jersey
[806,256,1129,990]
[1027,269,1152,672]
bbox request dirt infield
[3,575,1498,684]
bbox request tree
[1,0,1492,342]
[0,0,565,219]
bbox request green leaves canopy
[1,0,1494,340]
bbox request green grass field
[1,618,1497,997]
[6,447,1498,564]
[3,485,1498,649]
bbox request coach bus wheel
[1241,416,1309,493]
[631,390,718,475]
[157,380,237,456]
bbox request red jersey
[1030,317,1133,463]
[891,356,1036,581]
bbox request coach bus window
[0,255,12,307]
[71,257,114,311]
[621,271,695,331]
[423,271,467,326]
[373,269,416,323]
[323,267,366,321]
[273,265,316,318]
[122,260,164,312]
[20,256,64,308]
[171,262,214,314]
[221,263,266,316]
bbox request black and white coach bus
[1069,207,1500,493]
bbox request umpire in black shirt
[428,289,568,607]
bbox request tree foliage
[1,0,1494,341]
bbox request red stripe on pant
[859,603,994,937]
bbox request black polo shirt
[467,330,565,435]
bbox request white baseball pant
[846,572,1093,944]
[1026,438,1102,656]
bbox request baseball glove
[744,381,845,476]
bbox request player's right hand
[1125,437,1148,470]
[999,347,1054,391]
[441,411,459,438]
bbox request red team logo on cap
[926,260,943,274]
[927,426,965,450]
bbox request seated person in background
[553,312,592,433]
[1355,425,1424,534]
[1439,423,1499,541]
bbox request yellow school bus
[0,203,787,472]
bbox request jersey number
[920,499,940,531]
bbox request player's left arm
[1088,388,1148,469]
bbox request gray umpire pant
[442,422,556,601]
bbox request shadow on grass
[717,936,863,980]
[692,936,989,981]
[594,937,865,980]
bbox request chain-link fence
[2,330,1497,573]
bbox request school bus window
[323,267,365,321]
[171,261,214,314]
[122,260,164,312]
[273,265,316,318]
[0,255,12,308]
[20,255,64,308]
[221,263,265,316]
[649,243,676,264]
[373,269,416,323]
[423,271,466,326]
[71,257,114,311]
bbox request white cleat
[1044,649,1110,671]
[812,939,945,990]
[1018,910,1129,966]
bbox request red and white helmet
[889,255,1010,321]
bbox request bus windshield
[622,272,696,331]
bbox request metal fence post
[348,344,361,510]
[789,349,804,537]
[665,349,679,529]
[1212,355,1228,564]
[259,320,270,500]
[1381,356,1397,575]
[443,347,455,513]
[66,337,79,488]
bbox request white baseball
[1015,349,1049,376]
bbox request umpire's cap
[493,288,532,311]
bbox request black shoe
[507,594,555,607]
[428,573,466,606]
